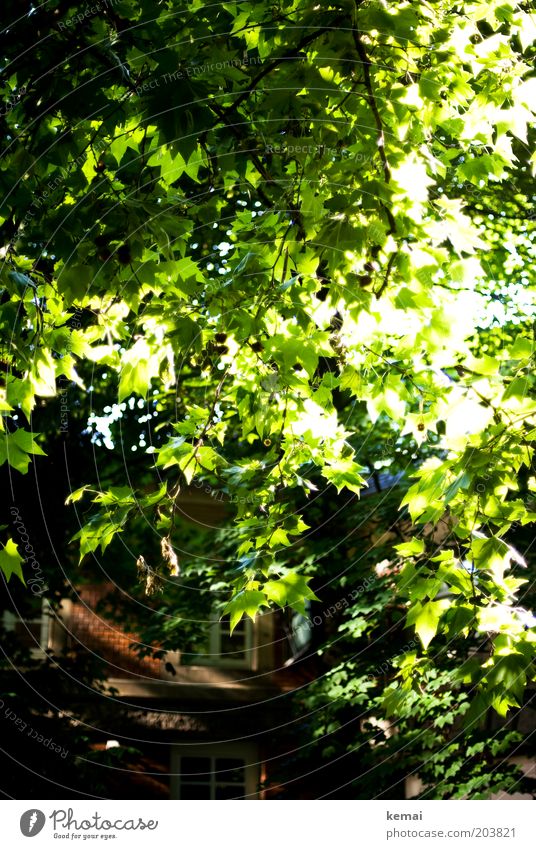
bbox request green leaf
[71,505,134,562]
[509,335,533,360]
[411,600,445,650]
[30,349,57,397]
[65,485,92,505]
[0,538,25,584]
[486,653,527,697]
[222,589,268,632]
[57,265,93,302]
[264,573,319,615]
[503,376,532,401]
[8,271,35,290]
[395,537,424,557]
[471,536,511,583]
[118,359,152,402]
[323,459,368,495]
[0,431,46,474]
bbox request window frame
[207,615,255,669]
[170,615,257,670]
[170,743,259,800]
[2,598,52,657]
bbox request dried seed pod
[136,554,164,595]
[136,554,148,580]
[161,535,180,577]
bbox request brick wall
[69,584,161,679]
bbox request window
[284,602,313,664]
[287,611,313,655]
[179,756,245,799]
[2,599,71,658]
[209,615,254,667]
[176,615,256,669]
[2,599,52,657]
[170,744,259,799]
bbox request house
[4,483,324,800]
[3,472,534,799]
[16,587,317,799]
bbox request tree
[1,0,535,791]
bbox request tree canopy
[1,0,536,767]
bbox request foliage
[273,483,534,798]
[1,0,536,795]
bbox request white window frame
[170,743,259,800]
[169,615,256,670]
[2,598,52,658]
[207,615,255,668]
